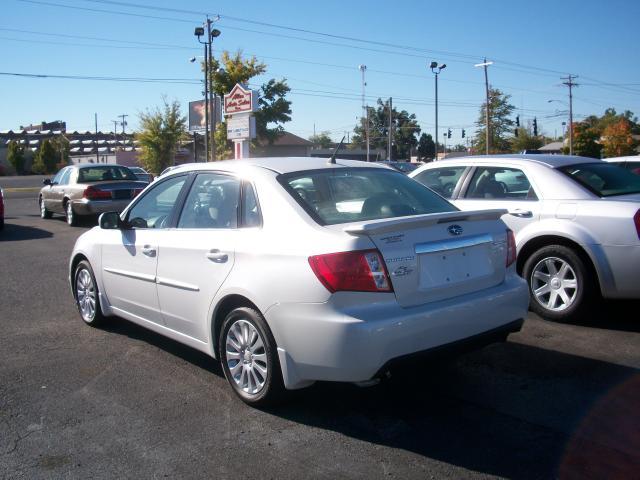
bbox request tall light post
[430,62,446,160]
[474,59,493,155]
[195,19,221,162]
[359,64,369,162]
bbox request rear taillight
[308,249,393,293]
[634,210,640,240]
[83,186,111,200]
[506,229,517,267]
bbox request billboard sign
[227,114,256,140]
[188,98,222,132]
[224,84,258,115]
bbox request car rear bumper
[70,198,132,216]
[267,274,529,389]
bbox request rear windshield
[559,162,640,197]
[279,168,457,225]
[77,166,138,183]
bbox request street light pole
[474,59,493,155]
[430,62,446,160]
[195,25,209,162]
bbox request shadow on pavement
[99,315,639,479]
[0,223,53,241]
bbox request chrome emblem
[447,224,463,236]
[392,266,413,277]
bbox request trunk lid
[345,209,509,307]
[85,180,148,200]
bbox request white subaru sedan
[69,157,528,405]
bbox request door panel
[156,172,240,341]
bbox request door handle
[142,245,157,257]
[206,249,228,263]
[508,208,532,218]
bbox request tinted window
[127,176,186,228]
[413,166,466,198]
[280,168,456,225]
[465,166,537,200]
[59,168,72,185]
[178,173,239,229]
[559,162,640,197]
[77,166,137,183]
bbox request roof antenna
[328,135,346,164]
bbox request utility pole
[206,16,215,161]
[561,75,578,155]
[95,113,99,163]
[474,59,493,154]
[111,120,118,151]
[359,65,369,161]
[118,114,128,135]
[387,97,393,161]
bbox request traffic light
[461,129,466,138]
[533,117,538,136]
[447,129,451,138]
[516,115,520,127]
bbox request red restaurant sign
[224,84,256,115]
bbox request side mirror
[99,211,124,230]
[43,178,52,186]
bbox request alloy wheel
[530,256,578,312]
[225,319,268,395]
[76,268,96,322]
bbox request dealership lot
[1,182,639,479]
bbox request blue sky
[1,0,639,145]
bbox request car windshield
[77,166,138,183]
[279,168,457,225]
[559,162,640,197]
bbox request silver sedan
[410,154,640,322]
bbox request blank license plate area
[419,245,493,289]
[112,190,131,200]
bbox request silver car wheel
[531,256,578,312]
[66,202,74,225]
[76,268,96,322]
[225,319,268,395]
[40,199,46,218]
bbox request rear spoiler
[344,209,507,236]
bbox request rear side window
[413,166,466,198]
[279,168,456,225]
[465,166,537,200]
[559,163,640,197]
[77,166,137,182]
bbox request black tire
[65,200,78,226]
[73,260,108,327]
[219,307,284,406]
[40,197,53,219]
[523,244,596,322]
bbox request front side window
[559,162,640,197]
[177,173,240,229]
[59,168,73,185]
[127,175,186,228]
[413,166,467,198]
[52,169,66,184]
[465,166,537,200]
[280,168,456,226]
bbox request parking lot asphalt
[1,179,639,479]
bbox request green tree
[511,126,544,152]
[352,99,420,159]
[417,133,435,160]
[50,136,70,169]
[136,98,187,174]
[563,122,602,158]
[7,140,25,174]
[309,131,333,148]
[474,88,516,154]
[31,139,58,174]
[207,50,292,157]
